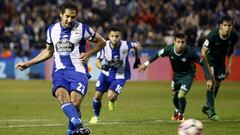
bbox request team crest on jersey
[170,56,174,59]
[181,58,187,62]
[55,38,74,55]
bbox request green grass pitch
[0,80,239,135]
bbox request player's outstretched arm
[133,42,141,69]
[138,62,148,73]
[15,44,54,71]
[138,50,160,73]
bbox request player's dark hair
[219,15,233,24]
[174,32,186,39]
[59,1,78,14]
[108,25,122,33]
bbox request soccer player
[15,2,106,135]
[201,15,239,121]
[89,26,141,124]
[139,32,213,121]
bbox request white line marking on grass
[0,119,239,128]
[0,124,64,128]
[86,119,240,125]
[0,119,49,122]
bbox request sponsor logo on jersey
[159,49,164,55]
[217,73,225,79]
[203,39,209,47]
[56,38,74,55]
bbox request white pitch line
[0,119,239,128]
[87,119,240,125]
[0,124,64,128]
[0,119,49,122]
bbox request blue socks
[93,97,101,117]
[61,102,81,131]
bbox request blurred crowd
[0,0,240,54]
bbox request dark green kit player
[201,15,239,121]
[139,33,213,121]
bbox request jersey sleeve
[203,31,214,49]
[127,41,138,49]
[159,45,172,57]
[46,24,54,44]
[149,48,167,63]
[190,48,202,63]
[82,24,96,41]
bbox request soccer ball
[178,119,203,135]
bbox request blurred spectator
[0,0,239,51]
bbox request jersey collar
[174,46,183,56]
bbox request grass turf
[0,80,239,135]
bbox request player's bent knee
[172,91,178,96]
[94,92,103,101]
[71,99,81,107]
[107,94,117,101]
[94,96,102,101]
[178,90,186,98]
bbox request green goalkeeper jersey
[149,44,210,79]
[203,29,239,66]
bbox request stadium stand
[0,0,239,51]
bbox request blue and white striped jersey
[96,40,138,80]
[46,21,95,73]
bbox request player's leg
[89,91,104,124]
[202,87,215,114]
[67,71,91,134]
[107,90,118,111]
[66,91,83,134]
[70,91,91,135]
[171,91,179,120]
[214,80,221,97]
[177,76,194,121]
[177,89,187,121]
[89,73,110,124]
[171,80,181,121]
[55,88,82,135]
[203,67,223,121]
[204,80,221,121]
[52,71,82,135]
[108,79,126,111]
[213,67,225,98]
